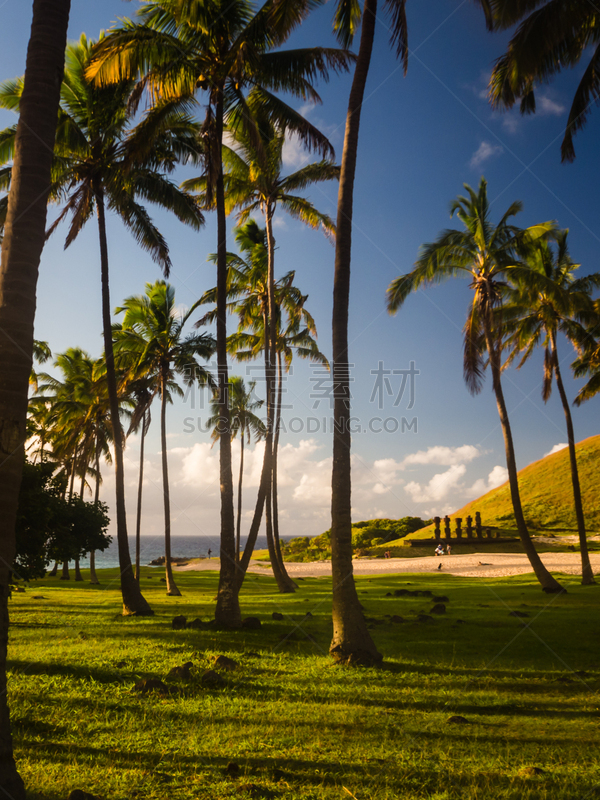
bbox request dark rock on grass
[272,612,284,620]
[391,615,405,623]
[167,662,193,679]
[447,715,469,724]
[394,589,410,597]
[68,791,102,800]
[187,618,203,629]
[225,762,241,775]
[32,595,45,599]
[133,678,169,695]
[303,611,313,619]
[160,577,166,582]
[519,766,545,777]
[385,592,392,597]
[419,590,433,597]
[241,616,261,630]
[430,603,446,614]
[213,655,239,671]
[555,675,574,683]
[453,619,466,626]
[509,611,529,618]
[416,614,434,624]
[433,595,449,603]
[245,651,261,658]
[364,617,383,625]
[172,615,187,630]
[201,669,225,687]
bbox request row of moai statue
[433,512,497,540]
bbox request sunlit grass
[8,568,600,799]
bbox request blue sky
[2,1,599,543]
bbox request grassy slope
[406,434,600,538]
[8,568,600,799]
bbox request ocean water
[79,534,271,570]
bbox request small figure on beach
[207,548,212,559]
[384,550,391,559]
[434,544,444,556]
[437,562,442,570]
[446,543,452,555]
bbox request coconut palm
[0,34,205,615]
[502,231,600,584]
[476,1,600,162]
[572,301,600,405]
[387,178,563,593]
[0,3,70,791]
[326,0,409,664]
[115,280,216,596]
[207,376,265,560]
[87,0,352,626]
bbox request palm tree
[502,232,600,584]
[207,376,265,560]
[0,34,205,615]
[326,0,409,665]
[387,178,563,593]
[115,280,216,596]
[0,1,70,795]
[572,300,600,405]
[476,1,600,162]
[87,0,352,627]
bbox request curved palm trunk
[236,429,245,561]
[265,211,295,593]
[237,439,270,587]
[484,317,563,591]
[214,87,241,627]
[89,433,101,585]
[95,185,153,616]
[160,368,181,596]
[49,561,59,577]
[74,465,86,581]
[551,334,594,584]
[330,0,382,664]
[272,351,296,587]
[134,409,148,582]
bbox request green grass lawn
[8,568,600,799]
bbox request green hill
[408,434,600,537]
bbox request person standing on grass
[447,544,452,555]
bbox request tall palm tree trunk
[160,368,181,596]
[330,0,381,663]
[74,466,86,581]
[237,444,270,585]
[236,428,245,561]
[273,351,296,586]
[95,184,153,616]
[89,433,101,584]
[484,319,563,591]
[214,87,241,626]
[134,409,147,581]
[551,334,594,584]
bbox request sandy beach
[173,551,600,579]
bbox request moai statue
[455,517,462,539]
[466,515,473,537]
[434,517,441,540]
[444,515,451,540]
[475,511,483,538]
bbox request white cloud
[544,442,568,457]
[400,444,480,468]
[502,113,520,134]
[470,141,503,169]
[282,133,310,169]
[404,464,467,504]
[538,94,565,116]
[465,465,508,498]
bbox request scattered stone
[555,676,574,683]
[433,595,449,603]
[241,616,261,630]
[509,611,529,618]
[201,669,225,687]
[453,619,466,625]
[187,618,203,629]
[385,592,392,597]
[272,612,284,620]
[133,678,169,695]
[225,761,240,775]
[447,715,469,724]
[420,590,433,597]
[394,589,410,597]
[519,766,545,777]
[159,577,166,582]
[68,791,102,800]
[390,615,405,623]
[167,662,193,679]
[77,631,88,640]
[417,614,434,624]
[304,611,313,619]
[32,595,45,599]
[172,615,187,630]
[213,655,238,671]
[430,603,446,614]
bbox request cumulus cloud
[470,141,503,168]
[538,94,565,116]
[465,465,508,498]
[400,445,480,468]
[404,464,467,504]
[544,442,568,457]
